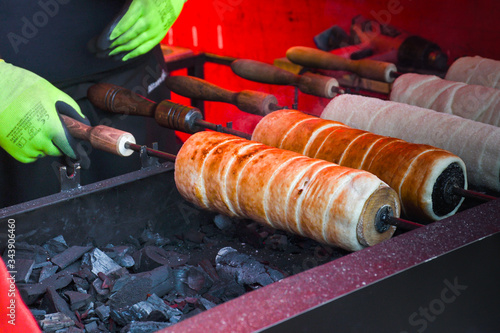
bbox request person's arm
[0,59,88,163]
[91,0,187,61]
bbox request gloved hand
[0,60,88,163]
[92,0,186,62]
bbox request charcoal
[82,248,122,275]
[7,242,50,264]
[108,276,152,310]
[42,235,68,257]
[132,246,189,272]
[110,294,182,326]
[73,267,96,282]
[215,247,284,288]
[180,307,203,321]
[30,308,47,318]
[39,264,59,282]
[199,297,217,310]
[95,305,110,321]
[198,259,219,281]
[64,291,93,311]
[84,321,98,332]
[51,246,92,270]
[33,261,54,269]
[14,258,35,283]
[109,265,174,311]
[182,229,205,244]
[207,279,245,301]
[139,229,170,247]
[103,245,135,268]
[213,214,234,231]
[18,270,74,305]
[120,321,171,333]
[173,266,213,297]
[39,312,75,332]
[65,327,84,333]
[72,276,90,291]
[91,278,110,303]
[41,286,77,322]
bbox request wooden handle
[61,114,92,141]
[165,75,236,103]
[231,59,300,85]
[287,46,396,83]
[298,72,340,98]
[87,83,156,117]
[165,75,277,116]
[61,115,136,157]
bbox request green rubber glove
[0,60,88,163]
[94,0,186,62]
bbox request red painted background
[163,0,500,138]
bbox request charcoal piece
[173,266,213,297]
[110,294,182,326]
[38,312,75,332]
[73,267,96,282]
[120,321,171,333]
[66,327,84,333]
[109,265,174,310]
[30,308,46,318]
[95,305,110,321]
[33,261,53,269]
[182,229,205,244]
[103,246,135,268]
[5,242,50,264]
[42,235,68,257]
[265,234,289,251]
[42,286,77,322]
[84,321,98,332]
[180,307,203,321]
[198,259,219,281]
[109,276,152,310]
[199,297,217,310]
[82,248,122,275]
[207,279,245,302]
[215,247,284,288]
[51,246,92,270]
[91,278,110,303]
[213,214,234,231]
[64,291,93,311]
[18,270,73,305]
[140,229,170,247]
[39,264,59,282]
[13,258,34,283]
[132,246,189,272]
[72,276,90,291]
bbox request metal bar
[204,53,237,66]
[453,187,497,202]
[126,143,176,162]
[196,119,252,139]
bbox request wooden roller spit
[164,75,278,116]
[321,95,500,192]
[87,83,251,139]
[286,46,398,83]
[230,59,342,98]
[61,115,135,157]
[252,109,466,221]
[174,131,400,252]
[445,56,500,89]
[390,74,500,127]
